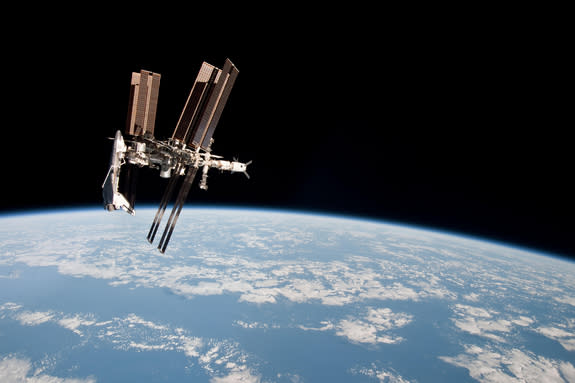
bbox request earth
[0,208,574,383]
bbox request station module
[102,58,250,253]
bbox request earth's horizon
[1,205,567,260]
[1,207,574,382]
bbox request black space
[2,11,572,260]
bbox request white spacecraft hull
[102,131,135,215]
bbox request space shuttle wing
[171,59,239,150]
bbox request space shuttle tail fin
[115,192,135,216]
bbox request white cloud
[9,308,102,337]
[350,364,412,383]
[511,316,535,327]
[0,356,96,383]
[304,307,413,345]
[336,319,385,344]
[233,320,279,330]
[172,282,224,296]
[538,327,573,338]
[359,282,420,302]
[554,296,575,307]
[15,311,54,326]
[278,279,331,304]
[454,304,495,318]
[0,302,22,312]
[239,289,278,304]
[210,368,261,383]
[58,314,97,336]
[200,345,221,365]
[452,317,512,342]
[239,293,277,304]
[298,321,334,332]
[366,308,413,330]
[128,341,170,352]
[0,303,258,382]
[180,336,203,358]
[463,292,480,302]
[123,313,168,331]
[449,304,536,343]
[536,326,575,351]
[560,362,575,383]
[559,339,575,352]
[440,345,575,383]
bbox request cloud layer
[440,345,575,383]
[0,356,96,383]
[1,209,575,382]
[0,302,260,383]
[299,307,413,345]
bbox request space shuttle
[102,130,134,215]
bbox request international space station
[102,58,250,253]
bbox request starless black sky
[2,10,572,259]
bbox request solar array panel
[172,63,219,144]
[138,58,240,253]
[199,59,239,150]
[126,70,161,137]
[172,59,239,150]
